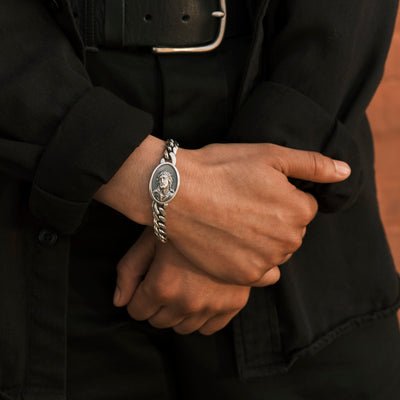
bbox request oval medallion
[149,162,180,204]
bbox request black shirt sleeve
[0,0,153,234]
[228,0,398,212]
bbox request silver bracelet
[149,139,180,243]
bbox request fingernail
[113,286,121,306]
[334,160,351,177]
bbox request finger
[147,308,186,329]
[271,146,351,183]
[172,314,210,335]
[126,282,162,320]
[280,254,292,265]
[197,312,237,336]
[251,266,281,287]
[301,191,319,220]
[114,229,155,307]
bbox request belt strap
[73,0,251,50]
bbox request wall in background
[367,7,400,320]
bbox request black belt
[71,0,252,52]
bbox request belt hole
[182,14,190,22]
[144,14,152,22]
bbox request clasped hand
[113,228,280,335]
[109,140,350,335]
[166,142,350,285]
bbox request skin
[95,135,351,334]
[113,228,281,335]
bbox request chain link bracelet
[149,139,180,243]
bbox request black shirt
[0,1,399,398]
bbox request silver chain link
[152,139,179,243]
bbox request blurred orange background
[367,7,400,321]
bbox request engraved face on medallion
[153,170,174,202]
[149,162,180,204]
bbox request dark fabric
[225,0,400,378]
[228,0,399,211]
[0,0,400,399]
[67,297,400,400]
[104,0,124,47]
[30,87,152,234]
[0,0,153,234]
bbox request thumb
[114,228,155,307]
[271,146,351,183]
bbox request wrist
[94,134,166,225]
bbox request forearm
[93,135,164,225]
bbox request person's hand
[96,136,350,287]
[165,142,351,286]
[113,228,280,335]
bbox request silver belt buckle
[152,0,226,54]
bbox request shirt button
[38,229,58,246]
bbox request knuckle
[270,254,284,267]
[263,142,278,154]
[297,197,317,224]
[205,300,222,314]
[180,298,203,315]
[157,289,176,303]
[233,293,250,310]
[261,143,282,166]
[242,262,268,285]
[146,282,176,304]
[280,253,293,265]
[270,246,294,265]
[309,151,326,178]
[287,234,303,252]
[266,145,288,170]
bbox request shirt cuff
[227,81,363,212]
[29,86,153,234]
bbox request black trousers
[67,267,400,400]
[66,36,400,399]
